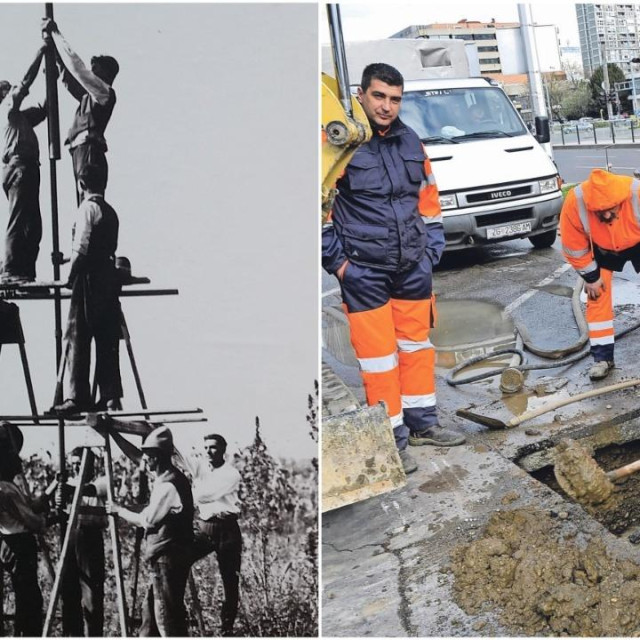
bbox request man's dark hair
[78,164,105,193]
[91,55,119,85]
[361,63,404,92]
[204,433,227,453]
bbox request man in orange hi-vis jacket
[322,63,466,474]
[560,168,640,380]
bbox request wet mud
[553,439,614,505]
[450,508,640,636]
[535,439,640,536]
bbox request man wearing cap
[0,45,47,284]
[189,434,242,636]
[42,18,118,197]
[52,163,122,416]
[0,423,53,636]
[109,426,194,637]
[560,168,640,380]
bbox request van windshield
[400,86,528,143]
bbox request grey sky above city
[0,3,318,460]
[323,3,581,46]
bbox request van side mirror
[534,116,550,144]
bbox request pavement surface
[322,216,640,635]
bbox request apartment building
[390,20,519,75]
[577,3,640,77]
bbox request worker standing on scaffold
[52,164,122,416]
[0,45,48,285]
[41,18,118,199]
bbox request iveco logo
[490,190,512,199]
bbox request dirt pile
[553,438,615,505]
[450,508,640,636]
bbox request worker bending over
[322,62,465,475]
[560,168,640,380]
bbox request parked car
[562,121,594,134]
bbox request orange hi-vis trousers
[339,256,437,450]
[586,268,615,362]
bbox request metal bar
[119,311,149,415]
[326,5,353,118]
[18,343,39,423]
[1,288,180,301]
[0,408,202,421]
[4,417,207,428]
[103,437,129,635]
[43,448,93,636]
[44,2,65,505]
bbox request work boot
[409,425,466,447]
[588,360,614,381]
[399,448,418,474]
[50,399,92,417]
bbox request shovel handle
[607,459,640,481]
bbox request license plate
[486,221,532,239]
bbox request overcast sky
[0,3,318,461]
[322,2,581,46]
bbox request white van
[402,76,562,249]
[323,40,563,250]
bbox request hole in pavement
[531,438,640,541]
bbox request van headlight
[539,178,558,194]
[439,194,458,210]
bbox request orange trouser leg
[343,302,407,443]
[585,268,614,362]
[391,297,437,433]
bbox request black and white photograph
[0,3,318,636]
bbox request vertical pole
[43,3,67,509]
[104,436,129,636]
[43,448,92,636]
[517,4,551,156]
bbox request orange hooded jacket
[560,169,640,282]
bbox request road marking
[504,262,573,316]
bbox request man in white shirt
[42,18,118,199]
[52,163,122,416]
[190,434,242,636]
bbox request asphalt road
[555,145,640,182]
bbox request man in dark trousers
[189,434,242,636]
[0,45,47,284]
[322,63,466,475]
[42,18,118,197]
[0,423,49,636]
[58,447,108,637]
[109,426,195,637]
[53,163,122,415]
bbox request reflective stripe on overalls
[572,179,640,361]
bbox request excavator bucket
[322,402,406,512]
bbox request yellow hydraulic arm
[321,5,371,224]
